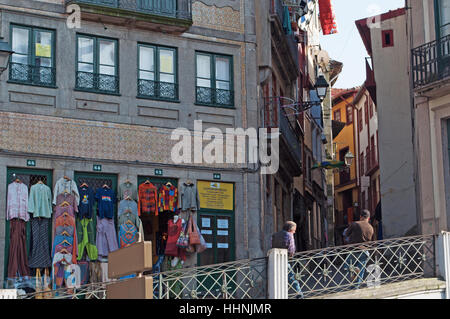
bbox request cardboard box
[106,276,153,299]
[108,241,153,279]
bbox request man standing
[343,209,376,288]
[272,221,304,299]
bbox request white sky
[319,0,405,88]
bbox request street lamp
[0,41,14,75]
[344,151,355,167]
[315,74,329,102]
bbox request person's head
[360,210,370,222]
[283,221,297,233]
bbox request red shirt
[138,182,158,216]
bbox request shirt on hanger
[78,186,95,219]
[118,182,138,201]
[118,199,138,217]
[179,182,200,211]
[7,181,29,222]
[158,184,178,213]
[138,182,158,216]
[53,178,80,206]
[28,183,52,219]
[95,188,116,219]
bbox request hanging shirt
[52,178,80,206]
[28,183,52,219]
[7,181,29,222]
[118,199,138,217]
[179,183,200,211]
[158,184,178,213]
[55,193,78,213]
[78,186,95,219]
[95,188,116,219]
[118,182,138,201]
[138,182,158,216]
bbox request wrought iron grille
[74,176,113,190]
[76,71,119,94]
[288,235,436,299]
[138,79,178,101]
[412,34,450,88]
[151,257,267,299]
[9,63,56,87]
[66,0,192,20]
[196,86,234,108]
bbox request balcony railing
[9,63,56,87]
[195,86,234,108]
[412,35,450,88]
[365,150,378,175]
[138,79,178,101]
[288,235,436,298]
[66,0,192,20]
[279,107,303,166]
[76,71,119,94]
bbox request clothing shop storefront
[0,158,238,297]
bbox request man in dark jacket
[343,210,375,288]
[272,221,303,299]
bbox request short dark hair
[283,221,297,232]
[361,210,370,219]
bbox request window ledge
[7,80,58,89]
[136,95,180,103]
[195,102,236,109]
[74,88,121,96]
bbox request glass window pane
[35,30,52,62]
[139,71,154,81]
[139,46,154,72]
[78,37,94,63]
[160,73,174,83]
[12,27,29,56]
[99,65,115,75]
[34,57,52,67]
[78,63,94,73]
[197,54,211,79]
[197,78,211,88]
[12,54,28,64]
[99,40,115,66]
[216,81,230,90]
[159,49,174,74]
[215,57,230,81]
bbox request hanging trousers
[29,218,52,269]
[8,218,30,278]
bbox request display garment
[158,184,178,213]
[78,186,94,219]
[7,181,29,222]
[179,182,200,211]
[52,252,72,290]
[29,217,52,269]
[118,199,138,217]
[118,222,138,248]
[8,218,30,277]
[53,177,80,206]
[95,187,116,219]
[28,183,52,219]
[96,217,118,258]
[164,218,186,261]
[55,193,78,214]
[138,181,158,216]
[118,182,138,201]
[52,201,78,265]
[77,218,98,261]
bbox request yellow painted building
[331,88,359,244]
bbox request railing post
[436,232,450,299]
[267,248,288,299]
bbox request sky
[319,0,405,89]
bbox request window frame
[334,109,341,122]
[382,29,394,48]
[8,24,56,88]
[435,0,450,39]
[137,43,179,102]
[346,105,353,125]
[195,51,234,108]
[75,33,119,95]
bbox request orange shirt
[138,182,158,216]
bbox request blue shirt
[95,188,116,219]
[79,186,95,219]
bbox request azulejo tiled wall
[0,112,244,169]
[192,1,244,34]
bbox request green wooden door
[4,168,53,283]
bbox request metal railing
[288,235,436,298]
[9,62,56,87]
[76,71,119,94]
[365,150,378,175]
[66,0,192,20]
[138,79,178,101]
[279,106,303,166]
[412,34,450,88]
[196,86,234,108]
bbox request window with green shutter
[195,52,234,108]
[76,34,119,94]
[9,25,56,87]
[435,0,450,38]
[137,44,178,101]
